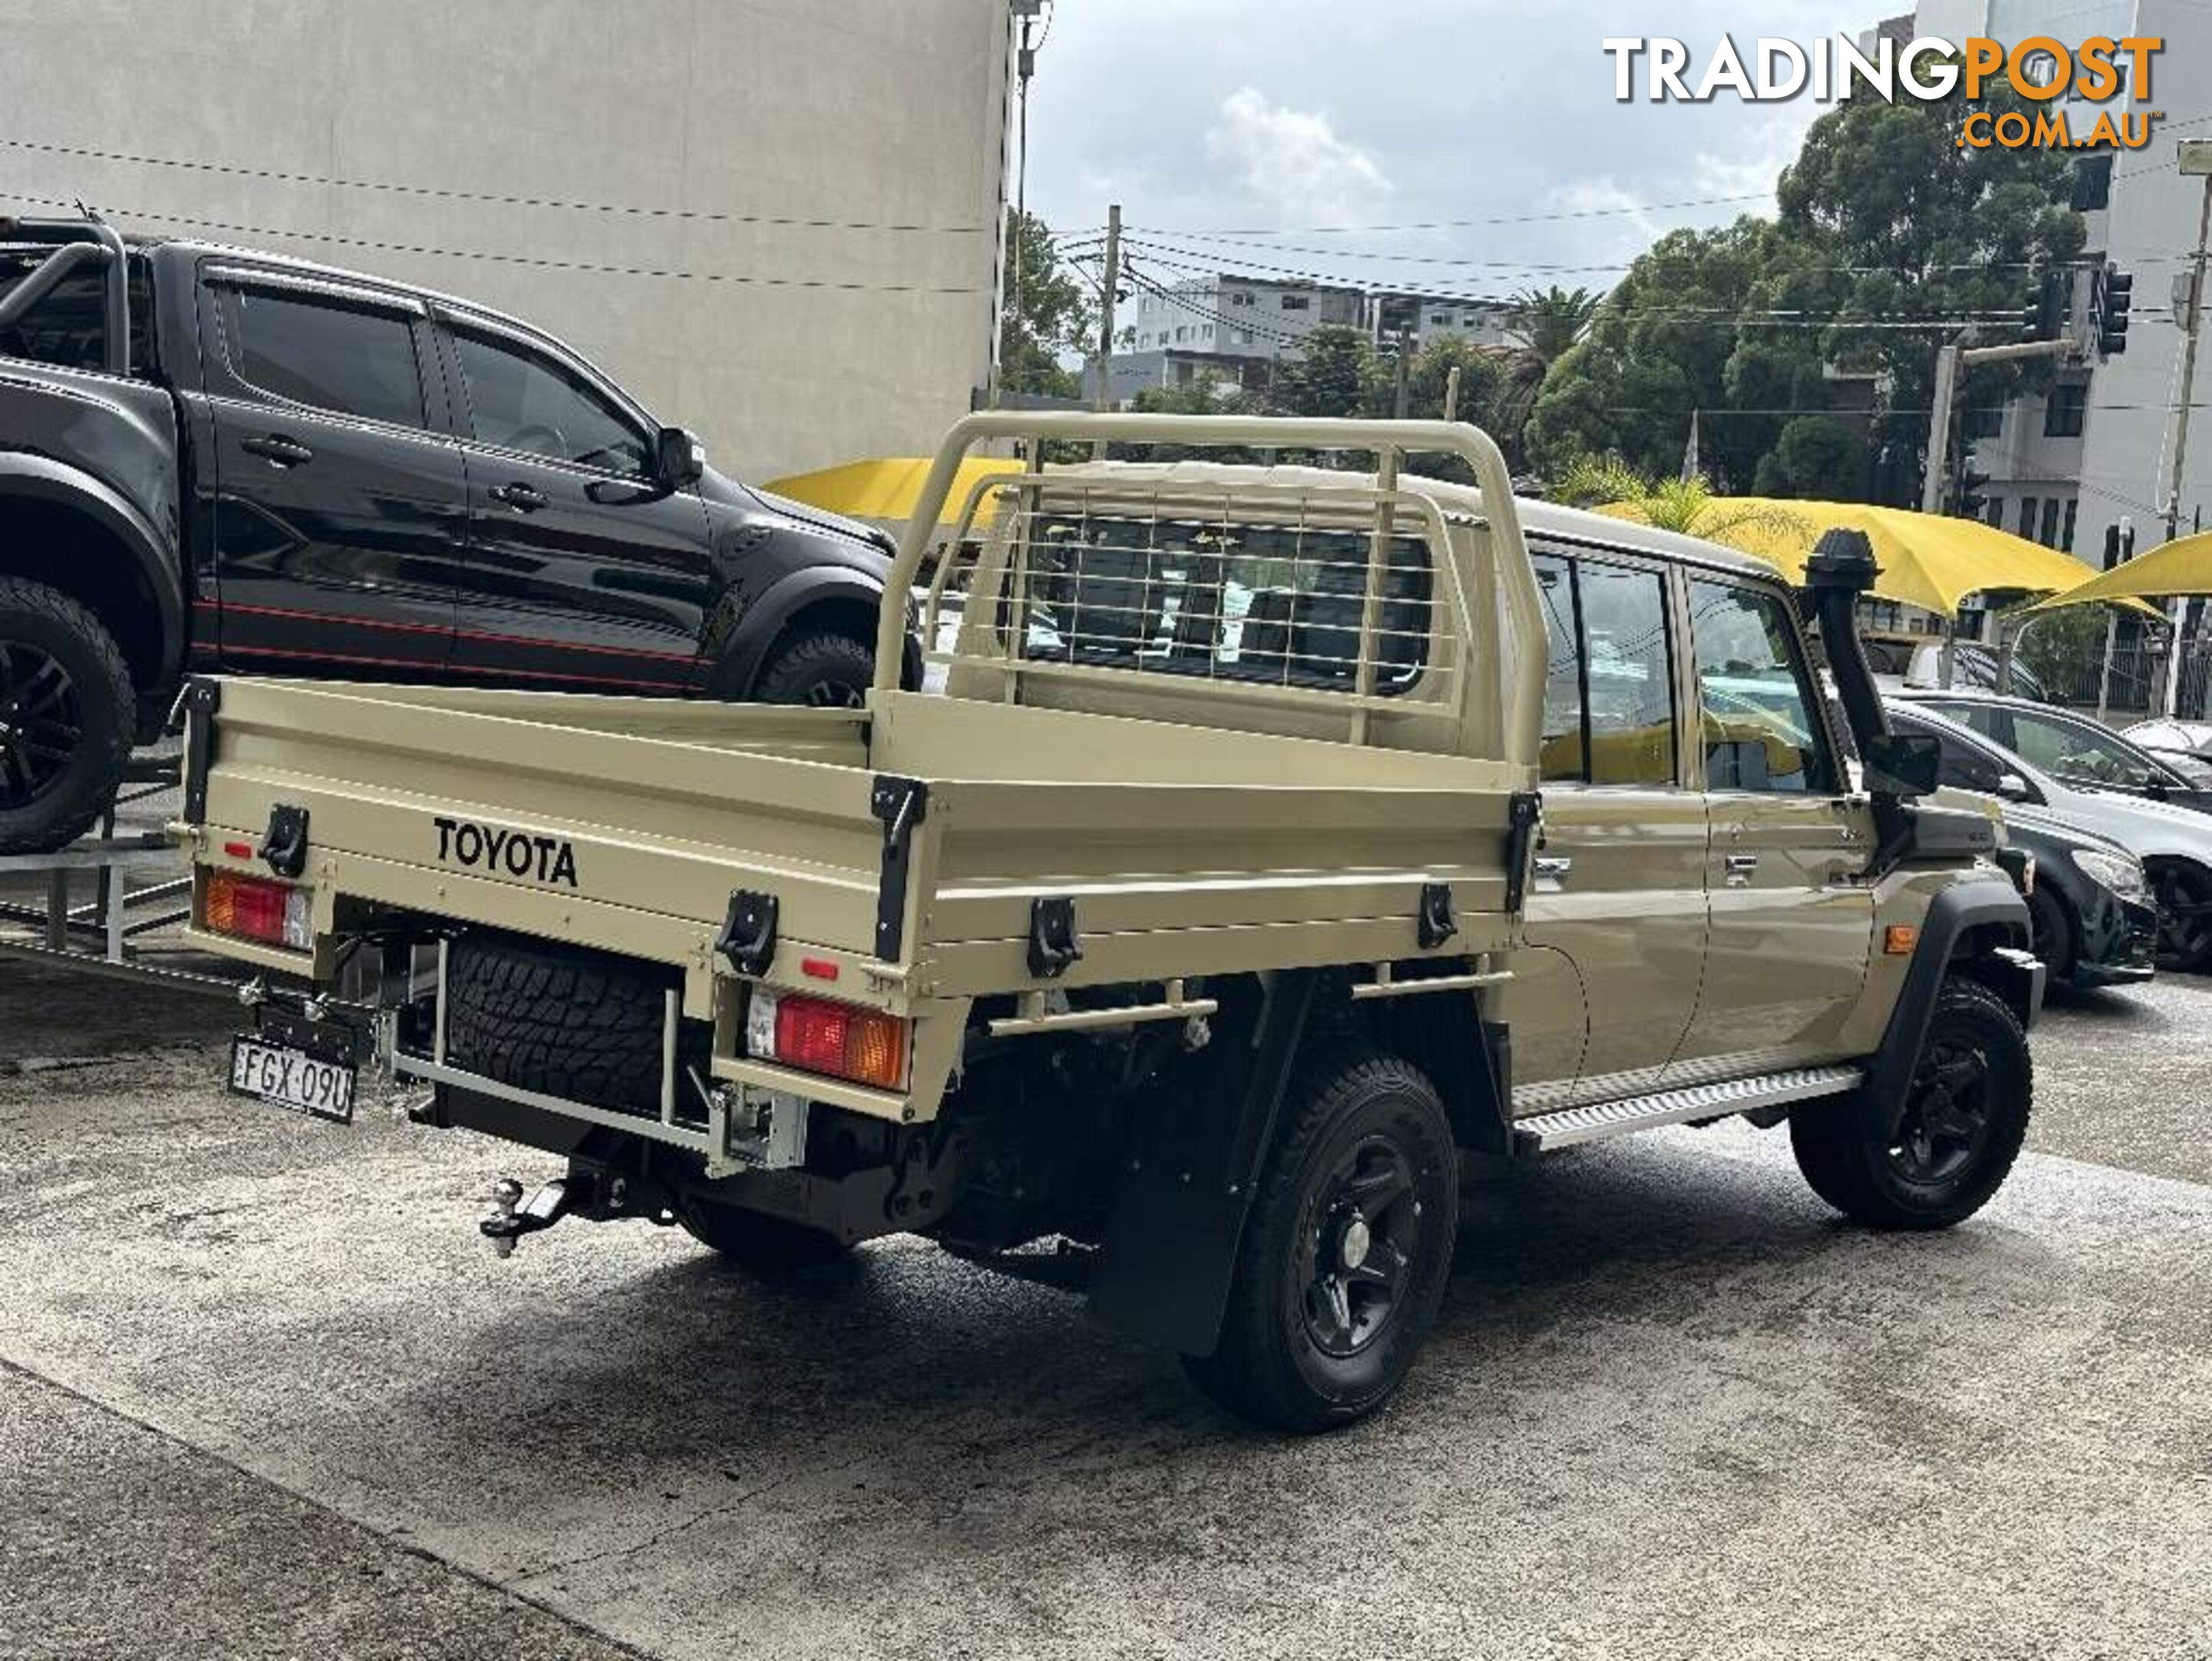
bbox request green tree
[1271,325,1383,418]
[1751,414,1868,500]
[998,210,1093,400]
[1527,61,2086,494]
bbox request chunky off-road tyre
[1791,977,2030,1230]
[752,631,875,710]
[0,577,135,855]
[2147,859,2212,973]
[2026,886,2077,985]
[677,1198,851,1271]
[444,931,673,1116]
[1183,1045,1458,1433]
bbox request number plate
[228,1036,356,1124]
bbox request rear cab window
[0,245,155,374]
[1018,513,1435,695]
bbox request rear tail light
[204,868,312,950]
[744,987,909,1090]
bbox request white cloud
[1690,113,1821,212]
[1203,87,1393,227]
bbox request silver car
[1886,698,2212,971]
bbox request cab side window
[1688,578,1836,794]
[451,328,650,474]
[1529,548,1676,787]
[222,287,427,430]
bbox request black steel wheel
[1791,977,2030,1230]
[751,631,875,711]
[1183,1045,1457,1432]
[2148,860,2212,973]
[1296,1134,1423,1359]
[0,577,135,855]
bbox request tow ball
[480,1177,575,1258]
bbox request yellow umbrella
[2027,528,2212,611]
[763,454,1024,531]
[1596,497,2102,615]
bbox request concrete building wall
[2076,1,2212,561]
[0,0,1010,484]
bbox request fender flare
[709,568,919,698]
[1863,881,2041,1129]
[0,454,184,688]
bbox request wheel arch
[0,458,183,703]
[710,570,914,700]
[1864,882,2040,1133]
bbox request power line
[3,191,987,296]
[0,136,990,235]
[1126,190,1773,238]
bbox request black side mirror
[654,426,705,491]
[1862,731,1941,798]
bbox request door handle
[1724,852,1760,887]
[1533,855,1573,884]
[488,482,547,513]
[240,433,314,467]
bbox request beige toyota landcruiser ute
[175,414,2041,1431]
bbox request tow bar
[480,1177,576,1257]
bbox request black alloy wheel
[2150,862,2212,972]
[0,641,81,810]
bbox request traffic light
[2021,270,2067,341]
[2096,266,2133,355]
[1954,444,1991,519]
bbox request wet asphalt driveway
[1,958,2208,1660]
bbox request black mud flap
[1087,970,1319,1357]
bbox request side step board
[1513,1065,1862,1153]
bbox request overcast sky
[1023,0,1867,301]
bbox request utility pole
[1093,202,1120,418]
[1922,329,2077,687]
[1392,331,1412,419]
[1442,363,1463,424]
[2158,156,2212,715]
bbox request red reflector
[800,957,840,981]
[223,840,253,860]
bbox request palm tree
[1506,285,1603,366]
[1491,287,1605,466]
[1552,457,1808,551]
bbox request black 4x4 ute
[0,213,917,852]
